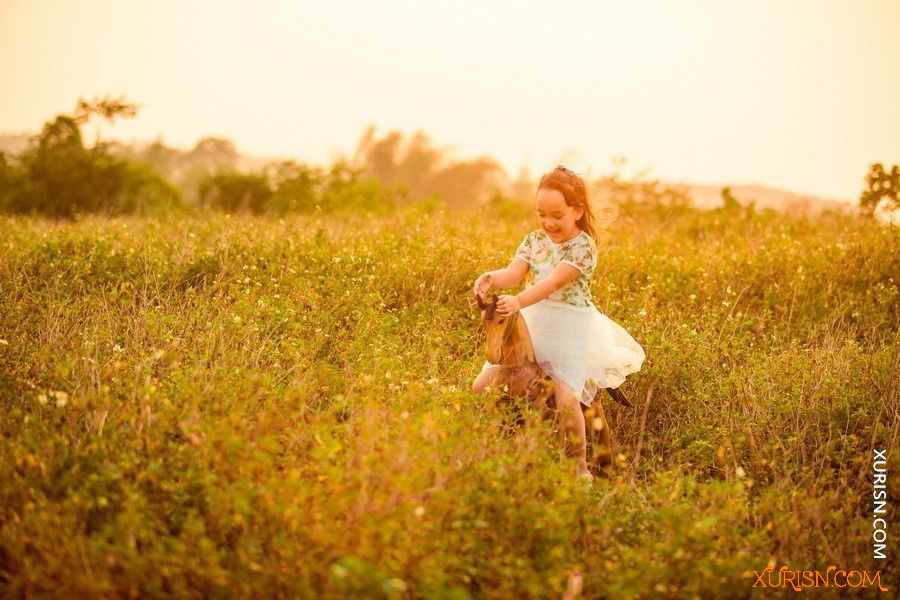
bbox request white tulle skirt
[479,299,646,407]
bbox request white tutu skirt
[479,299,646,407]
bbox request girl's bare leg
[472,366,501,394]
[554,383,591,477]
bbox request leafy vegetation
[0,196,896,597]
[859,163,899,215]
[0,112,181,219]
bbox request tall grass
[0,200,896,598]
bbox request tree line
[0,95,895,219]
[0,96,510,219]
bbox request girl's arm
[485,258,529,289]
[514,263,580,308]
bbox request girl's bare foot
[562,568,583,599]
[575,464,593,483]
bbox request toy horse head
[476,291,533,365]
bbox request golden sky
[2,0,898,201]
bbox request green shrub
[198,172,273,214]
[1,115,182,218]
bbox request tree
[0,152,25,212]
[351,125,504,207]
[198,172,272,214]
[2,100,181,218]
[859,163,899,215]
[182,137,240,202]
[265,160,323,214]
[720,186,741,211]
[75,95,139,123]
[188,137,239,172]
[74,94,140,147]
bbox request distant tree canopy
[1,99,526,217]
[75,95,139,124]
[351,125,506,208]
[720,186,741,211]
[0,96,727,220]
[0,98,181,218]
[716,186,756,220]
[197,159,399,215]
[859,162,899,215]
[75,95,140,147]
[198,172,272,214]
[582,157,692,226]
[112,136,240,205]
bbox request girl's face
[536,187,583,243]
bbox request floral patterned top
[513,228,597,307]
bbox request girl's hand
[496,294,522,317]
[474,271,493,297]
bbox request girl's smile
[536,187,583,243]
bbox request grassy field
[0,199,897,598]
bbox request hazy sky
[2,0,898,201]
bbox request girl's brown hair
[537,165,617,245]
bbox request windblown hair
[537,166,618,245]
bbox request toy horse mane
[475,292,536,365]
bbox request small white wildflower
[54,391,69,407]
[383,578,407,592]
[331,564,348,578]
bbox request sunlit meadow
[0,197,897,598]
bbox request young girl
[471,165,646,482]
